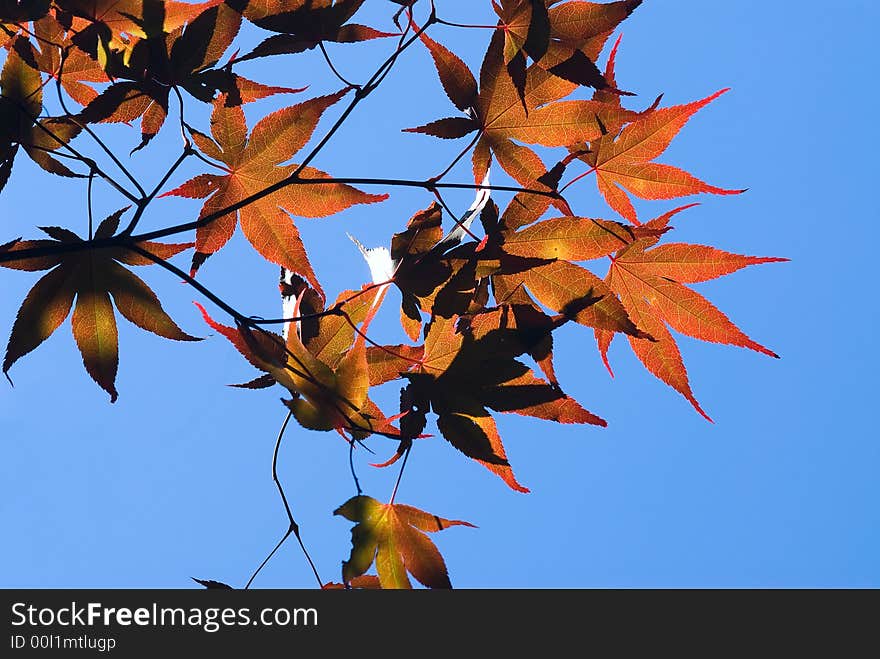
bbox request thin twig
[430,187,482,243]
[368,7,415,90]
[435,17,503,30]
[121,148,191,235]
[132,177,557,244]
[338,309,422,365]
[349,440,362,496]
[250,280,390,326]
[318,41,359,89]
[86,170,95,239]
[292,12,436,176]
[126,244,249,323]
[55,50,146,198]
[171,86,191,148]
[245,410,323,589]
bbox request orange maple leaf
[57,0,221,42]
[164,91,388,290]
[31,15,110,107]
[0,36,84,187]
[239,0,399,59]
[596,206,788,419]
[491,0,642,95]
[488,193,653,338]
[407,26,638,190]
[565,41,744,223]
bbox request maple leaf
[494,0,550,62]
[497,258,646,338]
[398,313,604,492]
[456,193,645,339]
[572,87,745,223]
[502,214,651,261]
[31,14,111,107]
[594,205,788,419]
[334,495,474,589]
[321,575,380,590]
[0,36,84,190]
[384,192,646,348]
[76,3,299,150]
[195,283,399,438]
[492,197,663,341]
[163,91,387,285]
[376,195,498,341]
[379,201,450,340]
[1,210,198,401]
[540,0,642,85]
[55,0,220,44]
[278,271,414,402]
[238,0,398,59]
[491,0,549,107]
[407,27,638,190]
[191,578,233,589]
[365,344,424,386]
[489,0,646,107]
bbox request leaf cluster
[0,0,786,589]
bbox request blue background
[1,0,876,588]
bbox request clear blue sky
[1,0,876,588]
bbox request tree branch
[121,148,192,236]
[0,176,559,267]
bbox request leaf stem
[430,187,481,243]
[431,130,483,183]
[559,166,598,194]
[389,446,411,505]
[435,18,503,30]
[337,309,421,365]
[86,170,95,240]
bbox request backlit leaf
[164,92,387,283]
[2,215,198,400]
[335,495,474,589]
